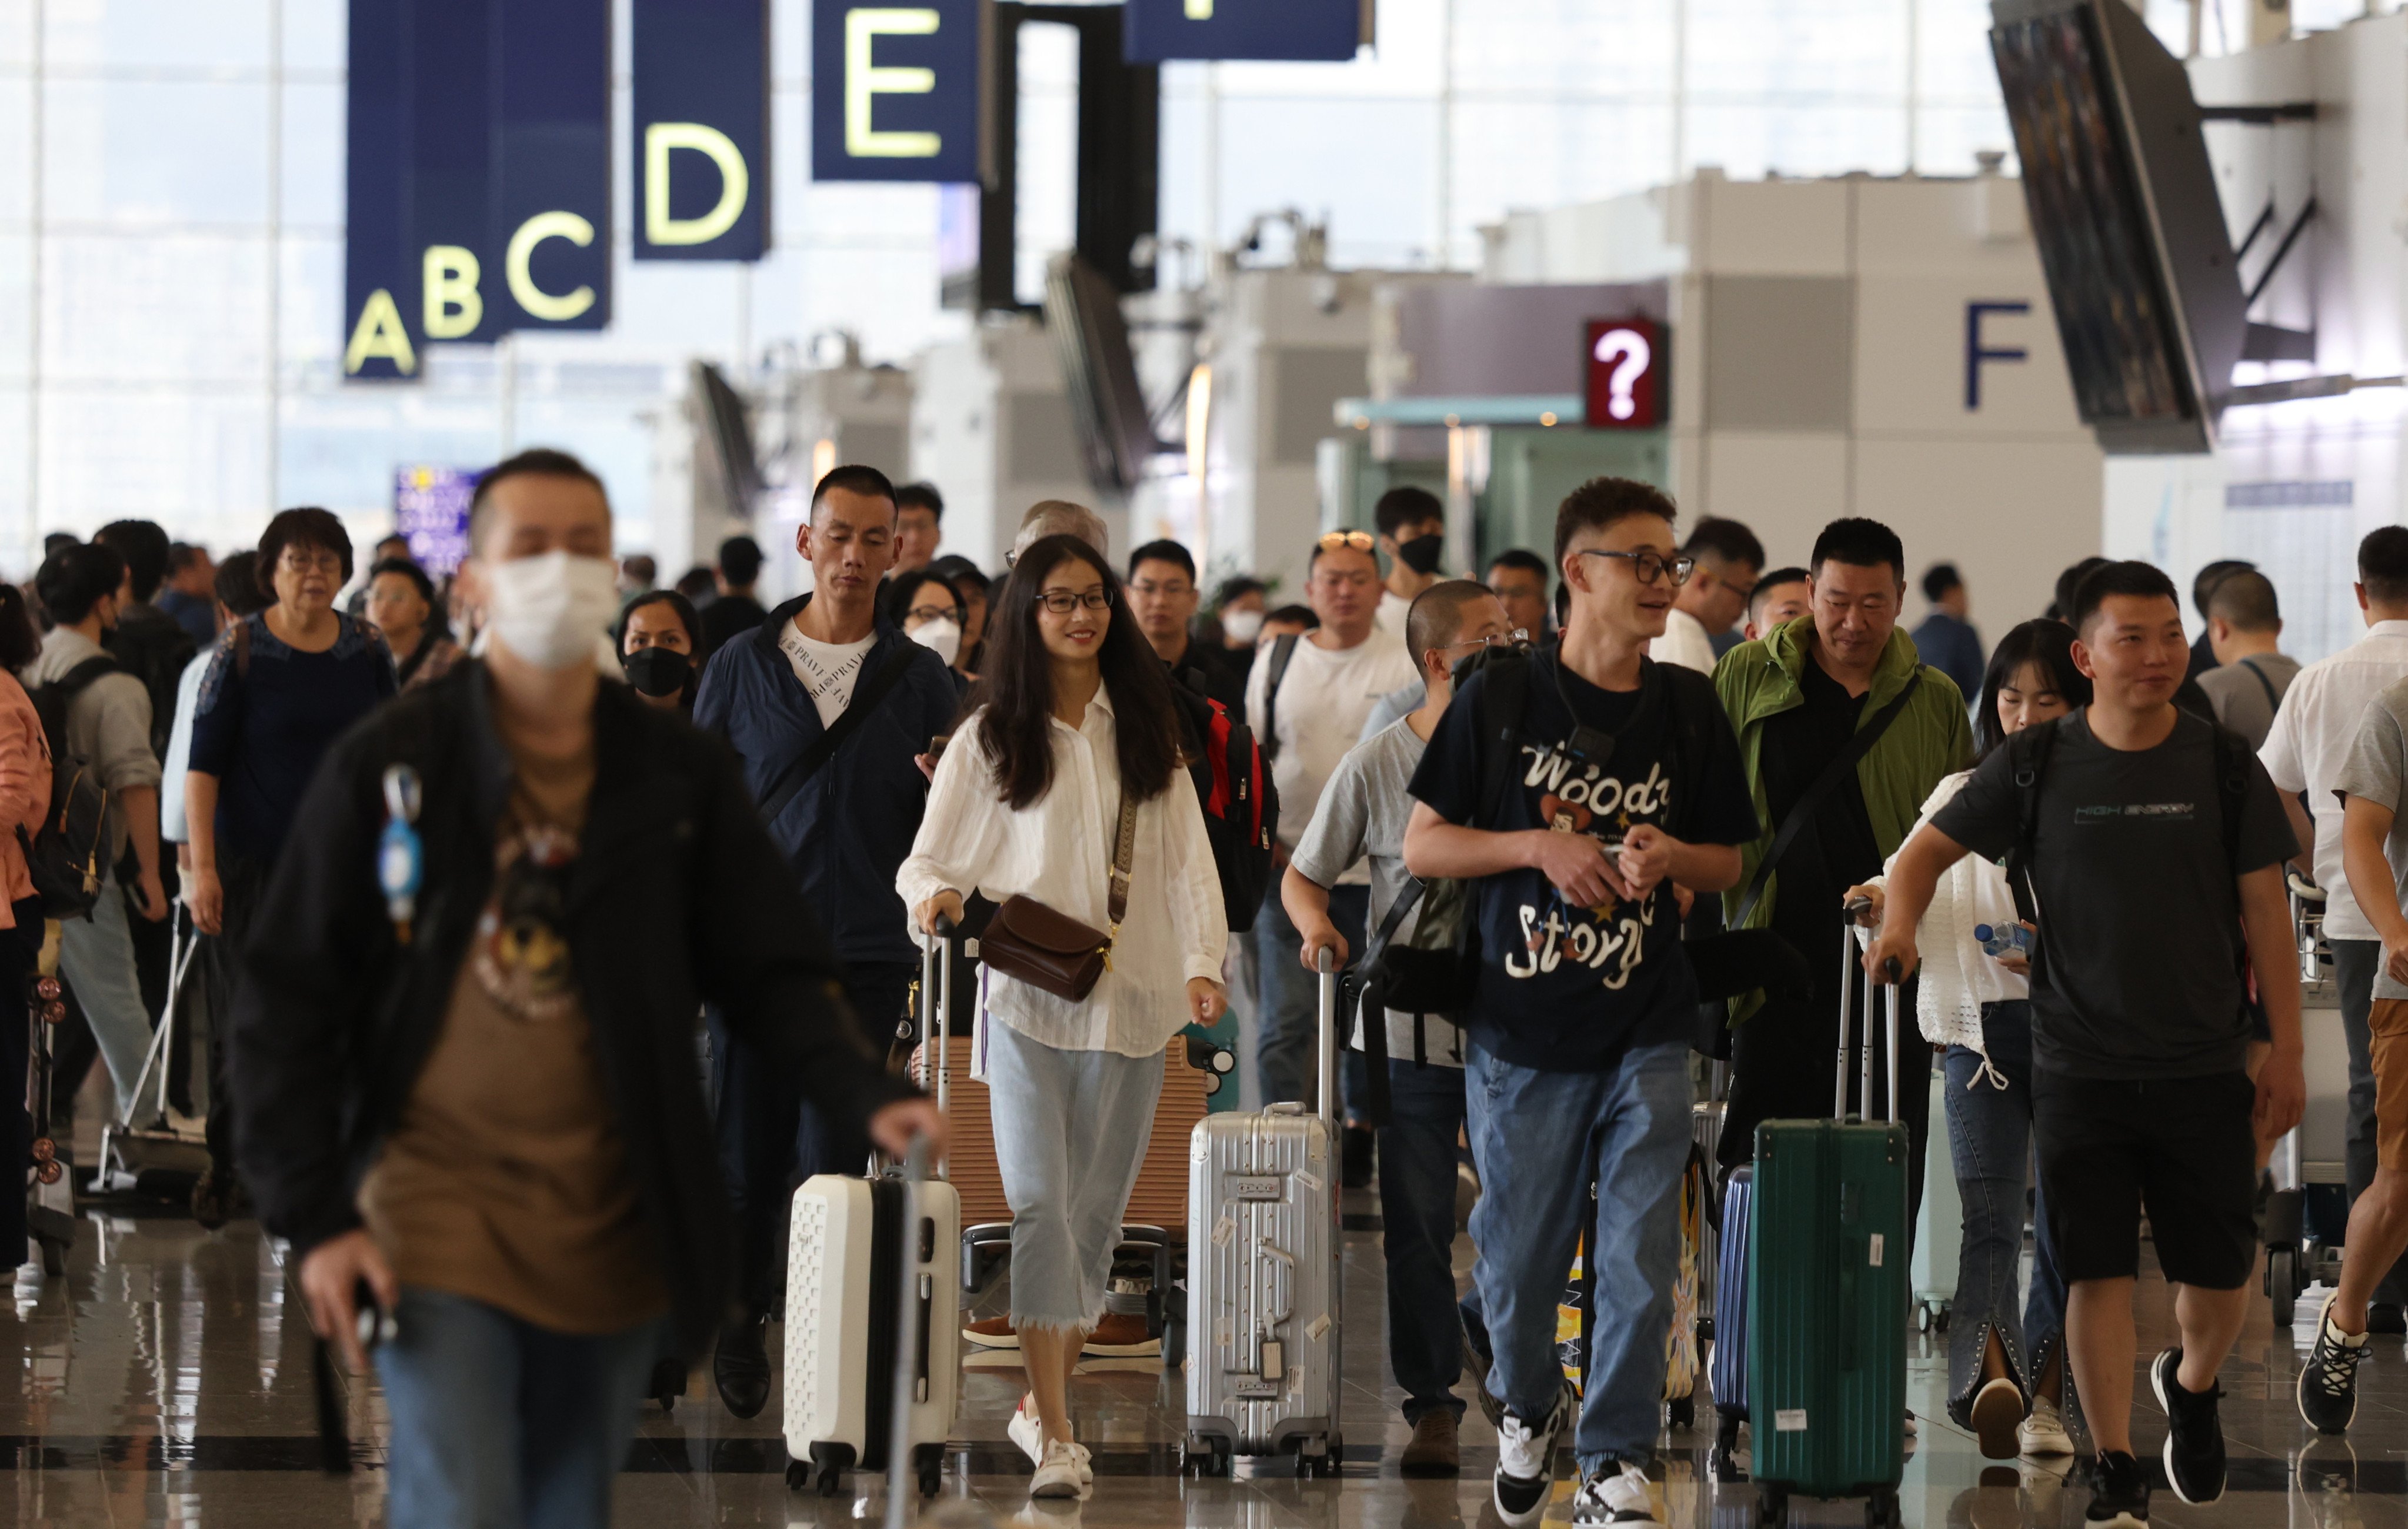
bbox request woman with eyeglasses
[883,569,970,690]
[186,507,398,1225]
[897,533,1228,1498]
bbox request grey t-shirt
[2334,675,2408,999]
[1289,718,1468,1068]
[2197,652,2300,752]
[1932,709,2297,1080]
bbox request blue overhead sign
[1122,0,1360,62]
[811,0,982,184]
[634,0,770,261]
[343,0,614,380]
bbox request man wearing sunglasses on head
[1246,529,1417,1127]
[1710,518,1971,1215]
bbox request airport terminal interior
[9,0,2408,1524]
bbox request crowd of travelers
[5,454,2400,1529]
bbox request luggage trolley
[94,907,211,1196]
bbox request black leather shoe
[715,1316,772,1419]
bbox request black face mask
[623,645,693,699]
[1396,533,1445,576]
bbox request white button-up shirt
[896,687,1228,1057]
[2260,618,2408,941]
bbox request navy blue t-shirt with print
[188,612,398,867]
[1409,652,1759,1072]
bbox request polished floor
[2,1168,2402,1527]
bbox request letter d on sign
[845,8,942,158]
[645,123,751,246]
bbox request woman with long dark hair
[896,534,1227,1498]
[1850,618,2089,1460]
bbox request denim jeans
[2331,940,2408,1303]
[1379,1057,1469,1423]
[1940,1000,2067,1423]
[375,1287,664,1529]
[1466,1035,1690,1471]
[1255,879,1366,1109]
[58,869,159,1119]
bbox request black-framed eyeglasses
[905,605,959,625]
[1573,549,1696,587]
[1316,530,1375,553]
[1039,589,1111,614]
[1437,628,1530,656]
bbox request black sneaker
[2367,1302,2407,1335]
[1491,1389,1569,1527]
[2085,1450,2149,1528]
[2149,1347,2226,1505]
[2297,1293,2370,1435]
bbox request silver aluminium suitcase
[781,925,962,1499]
[1183,949,1342,1477]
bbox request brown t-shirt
[359,730,669,1334]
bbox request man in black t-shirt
[1870,562,2304,1528]
[1405,478,1757,1529]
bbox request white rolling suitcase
[782,929,960,1498]
[1182,949,1342,1478]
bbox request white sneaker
[2019,1396,2075,1457]
[1069,1440,1093,1485]
[1031,1438,1084,1498]
[1492,1390,1569,1527]
[12,1260,41,1298]
[1572,1461,1662,1527]
[1009,1395,1045,1467]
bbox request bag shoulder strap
[1729,665,1927,930]
[1260,634,1299,762]
[1472,648,1535,826]
[2239,655,2282,712]
[1106,790,1137,933]
[51,655,121,703]
[1369,878,1426,956]
[756,642,919,827]
[2208,721,2252,873]
[2003,714,2062,923]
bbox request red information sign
[1584,318,1662,429]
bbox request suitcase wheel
[1754,1485,1786,1528]
[2267,1246,2300,1327]
[784,1461,809,1492]
[1865,1487,1901,1529]
[919,1460,942,1497]
[1666,1394,1695,1431]
[39,1238,65,1278]
[816,1465,844,1498]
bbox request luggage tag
[379,764,425,945]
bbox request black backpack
[1168,668,1279,934]
[22,656,121,920]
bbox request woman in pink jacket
[0,584,56,1286]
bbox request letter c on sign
[507,212,596,323]
[645,123,750,246]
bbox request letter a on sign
[812,0,979,183]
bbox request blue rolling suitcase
[1709,1164,1753,1478]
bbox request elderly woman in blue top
[184,505,397,1225]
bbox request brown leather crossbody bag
[976,792,1138,1003]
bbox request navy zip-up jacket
[693,594,959,972]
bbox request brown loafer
[1399,1410,1460,1476]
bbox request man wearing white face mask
[232,448,941,1529]
[691,462,959,1416]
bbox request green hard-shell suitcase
[1744,907,1909,1528]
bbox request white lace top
[1865,770,2027,1060]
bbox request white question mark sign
[1593,328,1652,421]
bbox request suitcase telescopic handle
[1880,956,1903,1126]
[1315,946,1338,1126]
[1835,901,1869,1121]
[884,1133,934,1529]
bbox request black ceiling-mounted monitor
[1043,251,1159,495]
[1991,0,2245,453]
[688,359,763,519]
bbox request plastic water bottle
[1974,922,2032,957]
